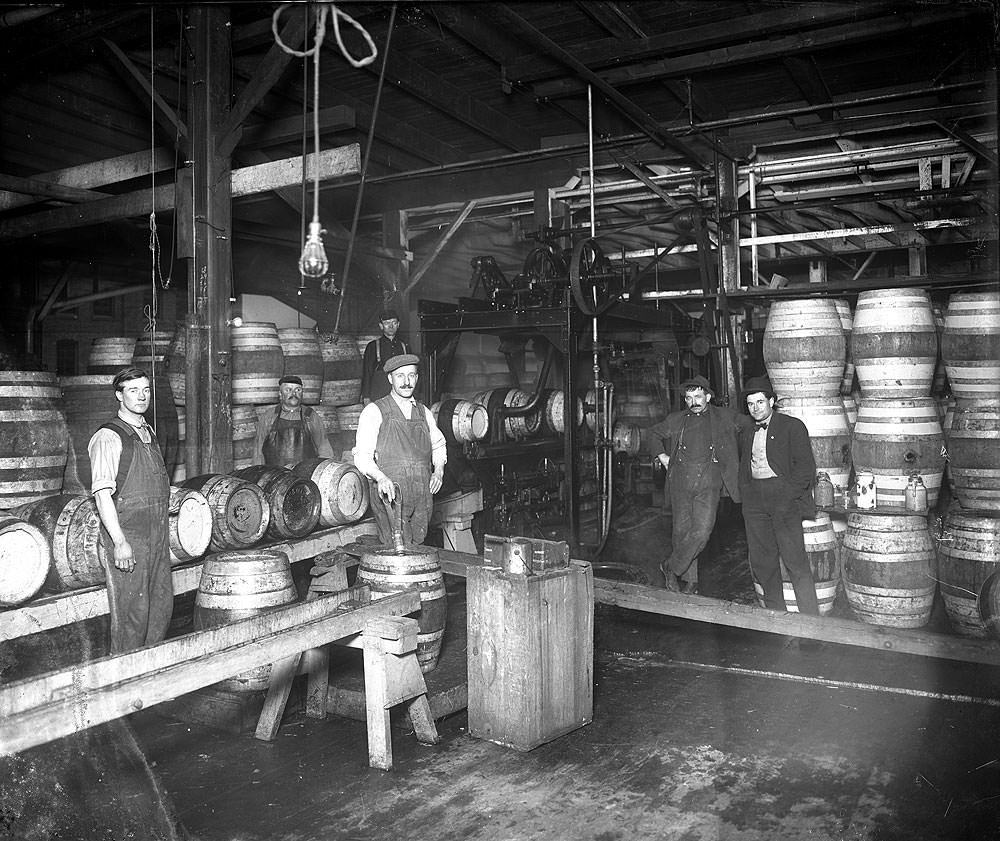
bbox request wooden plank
[240,105,356,149]
[436,549,1000,667]
[404,201,478,294]
[0,588,421,756]
[0,521,379,642]
[0,145,361,241]
[0,172,107,203]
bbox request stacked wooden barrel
[87,337,136,374]
[133,329,180,481]
[278,328,323,404]
[320,333,365,456]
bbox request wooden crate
[467,561,594,751]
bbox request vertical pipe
[749,169,759,285]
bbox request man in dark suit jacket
[646,375,753,593]
[738,376,820,615]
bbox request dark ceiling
[0,1,996,304]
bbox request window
[92,278,114,318]
[55,339,77,376]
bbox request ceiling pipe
[0,5,62,28]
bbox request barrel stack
[841,287,941,630]
[762,297,850,608]
[319,332,364,459]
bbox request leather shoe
[662,566,682,592]
[680,580,699,595]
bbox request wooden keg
[292,458,370,527]
[472,388,541,440]
[941,291,1000,400]
[353,333,380,358]
[842,512,936,628]
[167,486,212,566]
[309,404,345,455]
[16,494,107,591]
[335,402,364,434]
[946,400,1000,511]
[539,389,584,436]
[59,374,115,494]
[278,328,323,404]
[936,510,1000,638]
[851,397,945,507]
[833,298,855,395]
[611,421,641,457]
[232,465,321,540]
[132,330,174,368]
[753,513,840,615]
[165,327,186,406]
[763,298,845,398]
[231,405,259,471]
[173,406,188,483]
[87,337,136,374]
[181,473,270,551]
[357,544,447,672]
[433,399,488,443]
[841,394,858,433]
[194,549,298,691]
[778,397,852,490]
[851,288,937,397]
[0,371,69,509]
[0,516,51,606]
[319,334,363,406]
[231,322,283,405]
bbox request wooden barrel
[193,549,298,691]
[841,394,858,432]
[433,399,488,443]
[941,291,1000,400]
[319,334,363,406]
[472,388,541,440]
[232,465,321,539]
[937,510,1000,638]
[181,473,270,551]
[230,405,259,471]
[59,374,115,494]
[165,328,187,406]
[0,371,69,509]
[357,544,447,672]
[611,421,641,457]
[335,402,364,433]
[167,486,212,566]
[132,330,174,368]
[16,494,107,591]
[87,337,136,374]
[834,298,855,395]
[842,512,937,628]
[173,406,187,483]
[778,397,852,490]
[353,333,380,358]
[946,400,1000,511]
[0,515,51,606]
[851,288,937,397]
[754,513,840,615]
[231,322,283,405]
[278,328,323,404]
[763,298,845,398]
[540,389,583,435]
[851,397,945,507]
[292,458,370,527]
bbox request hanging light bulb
[298,220,329,278]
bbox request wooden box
[467,561,594,751]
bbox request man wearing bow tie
[738,376,819,615]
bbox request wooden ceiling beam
[481,4,708,167]
[507,2,904,83]
[240,105,356,148]
[0,173,107,204]
[216,9,307,158]
[370,46,535,152]
[531,9,974,99]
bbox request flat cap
[742,376,775,399]
[383,353,420,374]
[278,374,303,386]
[680,375,713,395]
[378,308,400,322]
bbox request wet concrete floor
[121,503,1000,841]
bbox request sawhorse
[254,552,440,770]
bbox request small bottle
[905,474,928,513]
[814,472,834,507]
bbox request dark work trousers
[102,429,173,653]
[665,461,723,585]
[743,477,819,614]
[370,396,433,545]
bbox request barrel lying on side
[0,516,51,606]
[181,474,270,551]
[233,465,321,539]
[16,494,107,591]
[168,486,213,565]
[292,458,369,527]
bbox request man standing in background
[361,308,408,405]
[646,376,751,594]
[253,374,334,467]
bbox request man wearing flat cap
[645,375,753,594]
[360,307,408,405]
[252,374,334,467]
[738,376,819,616]
[353,353,447,545]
